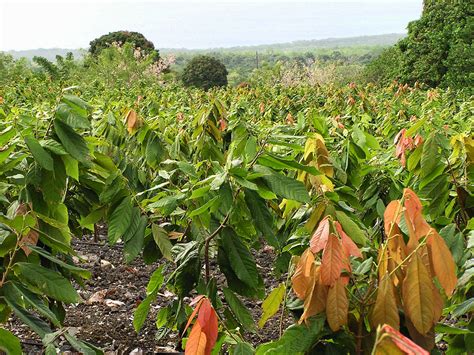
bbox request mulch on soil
[5,234,294,354]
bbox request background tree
[398,0,473,89]
[181,55,228,90]
[89,31,159,59]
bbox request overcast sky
[1,0,423,51]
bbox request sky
[0,0,423,51]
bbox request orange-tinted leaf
[299,266,328,324]
[309,217,330,254]
[197,299,218,355]
[432,284,443,322]
[326,278,348,331]
[402,252,435,335]
[125,109,139,134]
[183,297,205,335]
[371,272,400,330]
[375,324,430,355]
[185,322,207,355]
[426,230,457,297]
[335,222,362,258]
[320,234,345,286]
[291,248,315,300]
[403,189,430,251]
[384,200,402,235]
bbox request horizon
[1,1,422,51]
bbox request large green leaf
[13,262,79,303]
[256,315,325,354]
[223,288,256,332]
[25,135,54,171]
[231,342,255,355]
[124,216,147,263]
[0,328,21,355]
[108,196,133,244]
[254,165,310,203]
[220,228,260,288]
[3,282,61,327]
[53,119,89,162]
[244,189,279,248]
[4,297,53,339]
[152,224,173,261]
[133,289,158,332]
[420,133,439,178]
[335,210,367,246]
[258,283,285,328]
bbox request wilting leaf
[326,278,348,331]
[402,252,435,335]
[258,283,285,328]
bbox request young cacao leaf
[326,278,348,331]
[320,234,345,286]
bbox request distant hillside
[6,48,85,61]
[4,33,405,61]
[161,33,406,54]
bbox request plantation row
[0,80,473,354]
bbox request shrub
[181,55,228,90]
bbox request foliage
[0,53,473,354]
[89,30,158,59]
[366,1,473,90]
[181,55,228,90]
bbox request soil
[5,233,294,354]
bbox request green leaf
[13,262,79,303]
[0,127,16,147]
[124,216,146,263]
[335,210,367,246]
[147,265,165,294]
[61,154,79,180]
[53,119,89,162]
[435,324,471,335]
[453,298,474,318]
[256,315,325,354]
[4,297,53,339]
[231,342,255,355]
[223,288,256,332]
[188,196,219,217]
[3,282,61,327]
[108,196,133,244]
[133,289,158,333]
[420,133,438,178]
[25,135,54,171]
[0,328,21,355]
[254,165,310,203]
[27,245,91,279]
[258,283,285,328]
[258,154,321,175]
[244,189,279,248]
[220,228,259,288]
[152,224,173,261]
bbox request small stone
[100,259,114,269]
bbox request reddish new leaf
[320,234,345,286]
[310,217,330,253]
[291,248,315,300]
[183,297,205,335]
[426,230,457,297]
[185,322,207,355]
[197,299,218,355]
